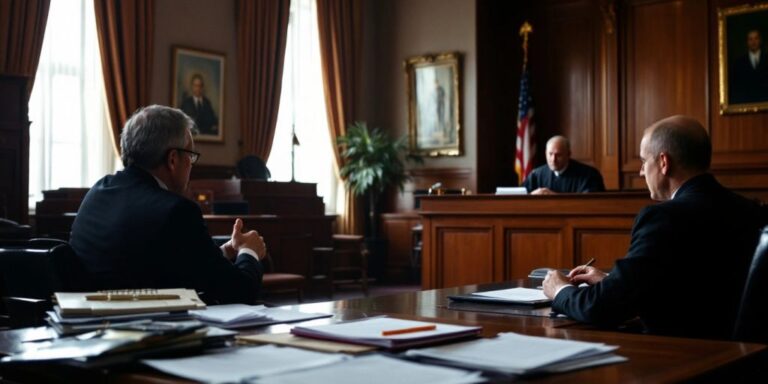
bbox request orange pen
[381,324,437,336]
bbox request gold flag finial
[519,21,533,66]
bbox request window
[28,0,117,208]
[268,0,341,215]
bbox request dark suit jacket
[523,159,605,193]
[181,96,219,135]
[552,173,765,339]
[70,166,262,304]
[730,51,768,104]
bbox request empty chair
[237,155,271,180]
[317,234,369,297]
[260,233,313,303]
[733,225,768,344]
[0,239,92,327]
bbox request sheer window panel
[268,0,340,215]
[28,0,117,209]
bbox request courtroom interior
[1,0,768,382]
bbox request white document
[142,345,346,383]
[406,332,627,375]
[290,317,481,348]
[471,287,548,302]
[249,354,483,384]
[495,187,528,195]
[191,304,332,329]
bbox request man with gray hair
[523,135,605,195]
[543,116,765,339]
[70,105,265,304]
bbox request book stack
[46,288,205,335]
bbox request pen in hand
[570,258,595,282]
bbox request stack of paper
[143,345,348,383]
[1,321,211,367]
[191,304,331,329]
[252,354,483,384]
[143,347,482,384]
[290,317,481,349]
[46,310,192,336]
[448,287,552,306]
[406,332,627,375]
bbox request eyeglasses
[169,147,201,164]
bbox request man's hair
[190,73,204,85]
[645,115,711,173]
[120,105,194,169]
[547,135,571,153]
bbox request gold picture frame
[171,46,225,142]
[404,52,462,156]
[718,3,768,114]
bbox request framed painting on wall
[719,3,768,114]
[405,52,462,156]
[171,46,225,142]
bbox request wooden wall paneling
[621,0,709,186]
[540,1,597,167]
[505,227,565,280]
[596,0,621,190]
[573,222,634,271]
[476,0,533,193]
[435,224,494,288]
[391,167,474,212]
[381,212,421,281]
[0,75,30,224]
[709,0,768,185]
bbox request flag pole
[520,21,533,69]
[515,21,535,186]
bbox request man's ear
[166,149,178,171]
[658,152,670,176]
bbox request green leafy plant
[338,121,419,237]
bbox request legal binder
[55,288,206,316]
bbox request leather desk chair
[0,239,92,328]
[733,225,768,344]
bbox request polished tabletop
[0,281,764,383]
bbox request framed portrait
[718,3,768,114]
[405,52,462,156]
[171,46,225,142]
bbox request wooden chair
[315,235,369,298]
[261,233,313,303]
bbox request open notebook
[448,287,552,307]
[290,317,481,350]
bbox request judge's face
[546,140,570,172]
[748,30,761,53]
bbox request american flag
[515,66,536,185]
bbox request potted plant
[337,122,419,276]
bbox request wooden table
[0,282,764,383]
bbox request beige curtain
[93,0,154,154]
[0,0,51,97]
[236,0,290,160]
[316,0,363,235]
